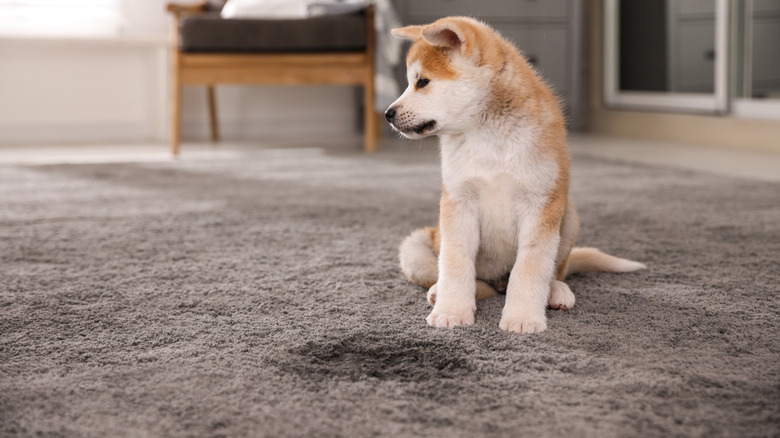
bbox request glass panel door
[604,0,729,113]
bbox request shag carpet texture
[1,145,778,437]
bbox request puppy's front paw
[548,280,575,311]
[426,303,475,328]
[499,313,547,334]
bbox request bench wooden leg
[207,85,219,143]
[363,5,378,152]
[363,80,377,153]
[170,52,182,156]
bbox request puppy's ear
[391,25,423,41]
[421,20,466,51]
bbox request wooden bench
[166,1,378,155]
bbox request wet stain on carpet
[285,334,473,382]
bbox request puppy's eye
[415,78,430,89]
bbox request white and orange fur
[387,17,645,334]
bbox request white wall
[0,40,167,144]
[180,85,360,141]
[0,0,358,145]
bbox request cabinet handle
[705,49,715,61]
[527,55,538,65]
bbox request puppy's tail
[566,247,646,276]
[399,227,439,288]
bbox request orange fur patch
[437,185,465,275]
[407,41,457,80]
[425,226,441,256]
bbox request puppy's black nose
[385,107,397,122]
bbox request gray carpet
[1,144,778,437]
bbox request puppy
[387,17,645,333]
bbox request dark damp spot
[283,334,473,382]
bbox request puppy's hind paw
[426,283,437,306]
[548,280,575,311]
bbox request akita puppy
[386,17,645,333]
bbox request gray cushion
[179,10,367,53]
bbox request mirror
[618,0,716,94]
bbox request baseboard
[0,117,360,145]
[0,122,160,145]
[590,110,780,153]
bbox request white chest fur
[439,129,558,280]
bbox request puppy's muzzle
[385,105,437,137]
